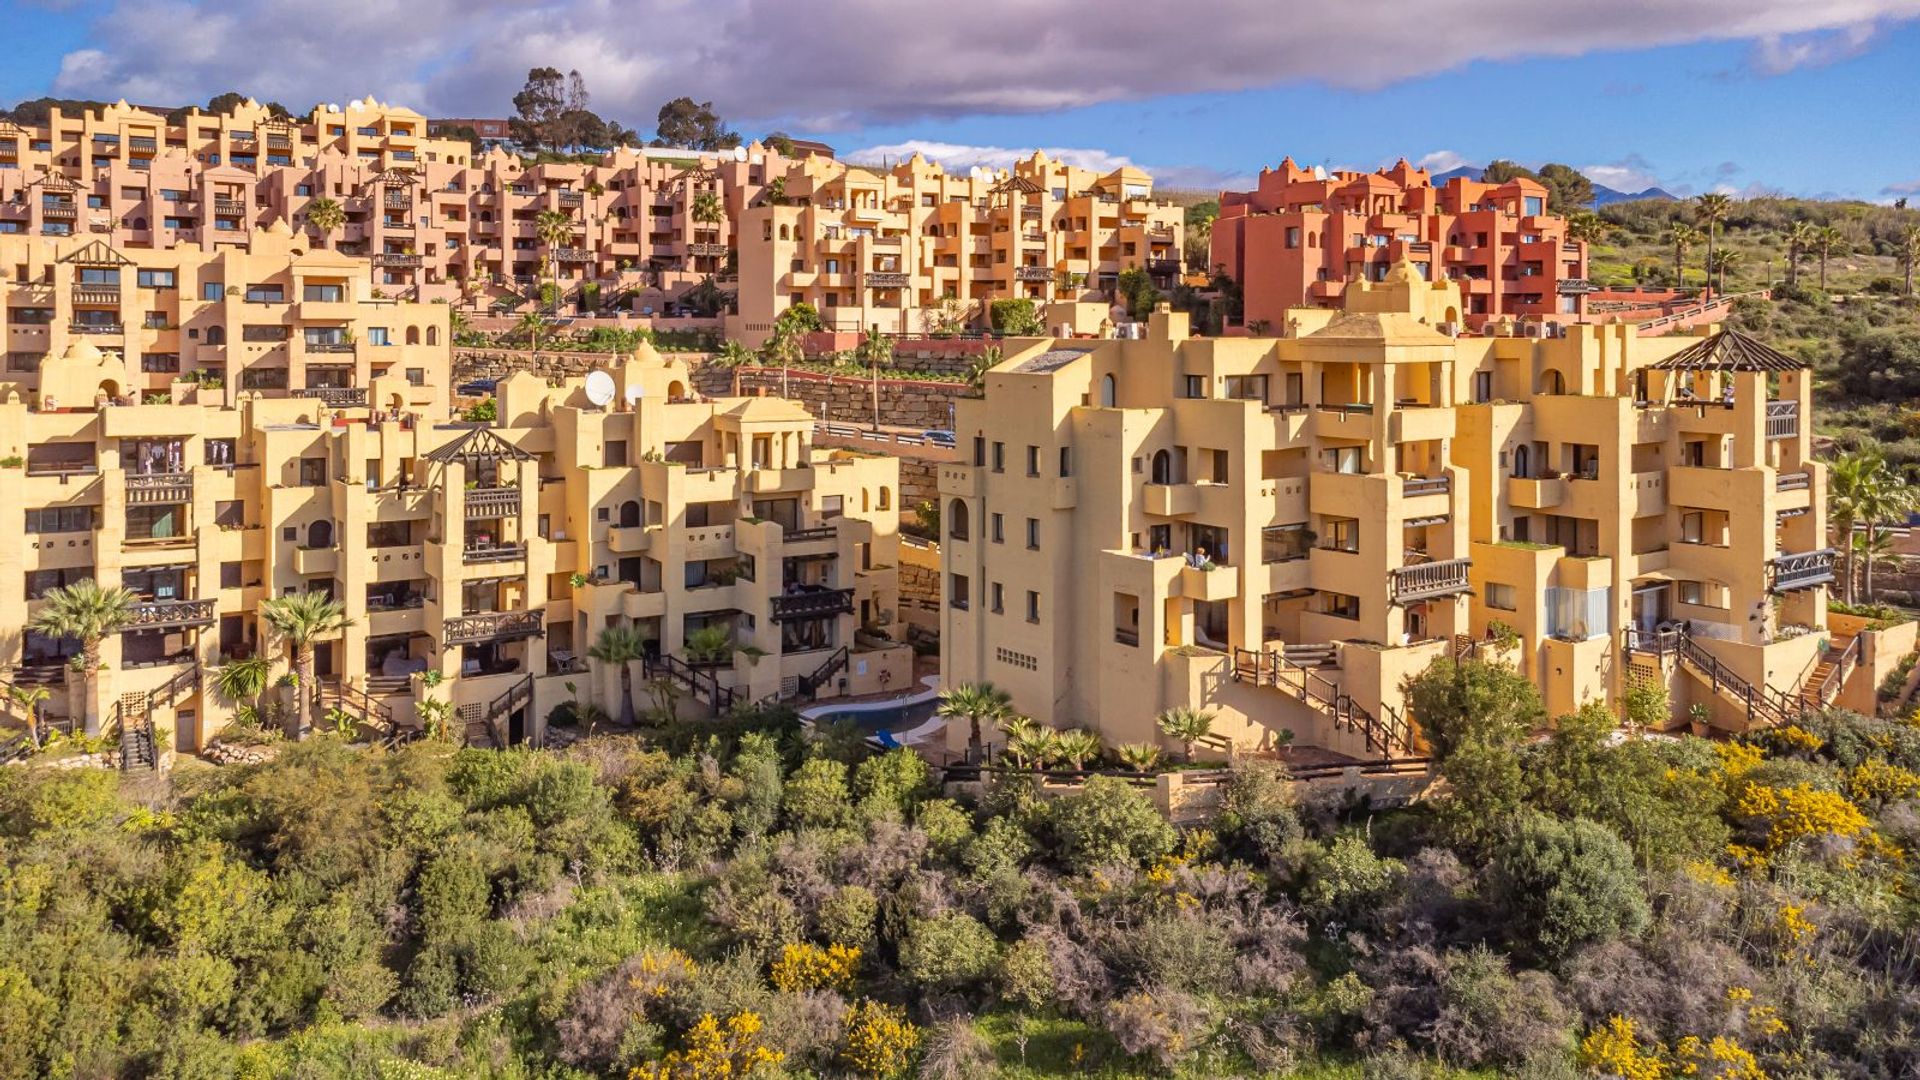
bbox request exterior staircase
[1798,633,1860,711]
[468,675,533,748]
[319,679,398,740]
[1231,646,1416,759]
[1626,626,1802,729]
[643,654,740,712]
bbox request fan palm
[1115,742,1163,773]
[516,310,549,354]
[1156,706,1217,763]
[1666,222,1704,288]
[30,579,136,735]
[1853,456,1917,602]
[1694,193,1732,296]
[1812,225,1844,291]
[304,197,345,249]
[212,654,274,741]
[1853,529,1899,605]
[936,681,1012,759]
[691,190,725,227]
[6,684,50,748]
[1054,728,1105,771]
[1563,210,1611,246]
[1901,224,1920,296]
[1005,726,1060,770]
[588,624,648,727]
[1709,249,1744,294]
[1785,221,1816,290]
[534,208,574,303]
[258,592,353,739]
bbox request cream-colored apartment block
[1,232,449,414]
[0,344,903,752]
[736,151,1185,342]
[940,258,1836,761]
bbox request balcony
[69,321,124,335]
[125,598,217,629]
[1776,471,1811,492]
[1401,475,1450,498]
[688,241,727,257]
[1390,557,1472,603]
[1143,482,1199,517]
[1768,549,1835,594]
[443,609,545,647]
[372,253,423,268]
[383,192,413,210]
[1015,266,1054,282]
[552,247,594,263]
[1766,400,1800,440]
[212,198,248,216]
[41,204,77,221]
[303,341,357,354]
[771,587,856,622]
[557,191,584,208]
[293,387,368,407]
[463,541,526,564]
[126,472,192,504]
[293,546,337,576]
[784,524,837,544]
[464,486,520,518]
[1507,475,1565,509]
[72,285,121,306]
[865,272,911,289]
[608,524,654,553]
[1180,563,1238,602]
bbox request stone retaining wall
[695,365,968,431]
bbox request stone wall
[692,365,969,431]
[897,458,939,515]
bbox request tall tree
[587,624,647,727]
[1900,223,1920,295]
[1694,193,1733,298]
[936,682,1012,760]
[534,208,574,304]
[259,592,352,739]
[653,97,740,151]
[31,580,136,736]
[303,197,344,250]
[1536,163,1595,210]
[1785,220,1816,290]
[1813,225,1844,291]
[512,67,589,151]
[1665,221,1704,287]
[1709,248,1744,294]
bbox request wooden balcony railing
[442,609,544,647]
[1776,471,1812,492]
[1014,265,1055,281]
[464,487,520,517]
[865,272,911,289]
[1766,400,1800,440]
[125,598,217,629]
[372,253,423,268]
[1390,557,1472,603]
[770,587,856,622]
[1769,549,1836,594]
[71,285,121,306]
[126,472,192,504]
[292,387,369,407]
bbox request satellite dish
[624,384,645,404]
[584,370,616,408]
[733,145,748,162]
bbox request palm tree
[213,655,273,733]
[761,322,804,399]
[858,330,892,429]
[1054,729,1104,771]
[30,579,135,736]
[1694,193,1733,298]
[1853,530,1899,604]
[534,208,574,308]
[1853,457,1917,603]
[1156,706,1217,763]
[6,684,50,748]
[1785,221,1816,290]
[258,592,352,739]
[1829,451,1873,604]
[304,197,345,250]
[1901,224,1920,296]
[516,310,549,358]
[1709,249,1744,295]
[936,681,1012,760]
[1666,222,1704,289]
[1005,726,1060,770]
[588,624,648,727]
[691,190,725,228]
[1115,742,1163,773]
[1812,225,1844,291]
[1563,210,1612,247]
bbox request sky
[5,0,1920,200]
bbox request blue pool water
[803,697,940,734]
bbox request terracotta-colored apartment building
[1210,158,1588,333]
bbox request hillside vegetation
[2,664,1919,1078]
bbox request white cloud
[1414,150,1473,174]
[47,0,1920,128]
[1583,155,1666,193]
[845,140,1252,192]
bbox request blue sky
[6,0,1919,199]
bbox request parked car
[922,430,956,449]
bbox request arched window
[618,500,641,527]
[667,380,686,400]
[1307,232,1317,248]
[877,486,891,510]
[1100,373,1116,407]
[405,326,420,345]
[426,325,439,345]
[306,519,334,549]
[861,489,870,512]
[1151,449,1172,484]
[132,217,146,230]
[1539,369,1566,396]
[948,499,970,541]
[206,326,225,345]
[1513,444,1531,479]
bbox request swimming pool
[799,678,944,741]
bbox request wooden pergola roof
[1652,328,1807,372]
[423,427,532,465]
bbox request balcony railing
[464,487,520,517]
[442,609,544,647]
[771,587,856,622]
[72,285,120,306]
[551,247,593,263]
[1402,475,1451,497]
[127,472,193,504]
[463,541,526,564]
[784,525,837,543]
[1769,549,1836,594]
[125,598,217,629]
[688,241,727,257]
[557,191,584,208]
[212,198,248,215]
[1777,471,1811,492]
[1015,266,1054,281]
[1766,400,1800,440]
[1390,557,1472,603]
[372,253,423,268]
[303,341,356,354]
[130,137,157,152]
[383,193,413,210]
[292,387,369,407]
[41,204,77,220]
[70,321,124,335]
[865,272,911,289]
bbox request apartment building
[1210,157,1587,334]
[939,258,1834,761]
[735,150,1186,343]
[0,231,450,414]
[0,346,906,753]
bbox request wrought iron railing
[126,472,192,504]
[1768,548,1835,593]
[293,387,369,407]
[442,609,544,647]
[771,587,855,622]
[125,598,217,628]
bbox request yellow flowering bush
[769,941,861,992]
[1773,904,1817,965]
[629,1012,784,1080]
[839,999,920,1078]
[1734,783,1870,851]
[1673,1034,1766,1079]
[1765,725,1824,756]
[1847,758,1920,804]
[628,948,699,999]
[1578,1016,1669,1080]
[1714,741,1766,783]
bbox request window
[1322,592,1360,619]
[220,562,242,589]
[949,573,970,610]
[1224,375,1268,402]
[26,567,93,600]
[990,513,1004,543]
[1326,446,1363,474]
[1325,517,1359,552]
[820,495,844,519]
[25,506,91,534]
[1486,583,1517,611]
[303,284,344,302]
[1473,371,1492,403]
[990,582,1004,613]
[367,327,391,346]
[243,284,284,303]
[298,457,327,486]
[202,282,223,301]
[136,269,175,289]
[405,368,425,386]
[1025,446,1040,477]
[1183,374,1206,398]
[1524,195,1544,216]
[1261,525,1309,563]
[972,436,986,466]
[1285,226,1301,248]
[1059,446,1072,477]
[991,442,1005,473]
[240,325,289,342]
[1025,518,1040,550]
[603,440,627,467]
[140,352,179,372]
[1026,591,1041,623]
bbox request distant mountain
[1424,163,1675,207]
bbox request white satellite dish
[733,145,748,163]
[624,384,645,406]
[584,370,616,408]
